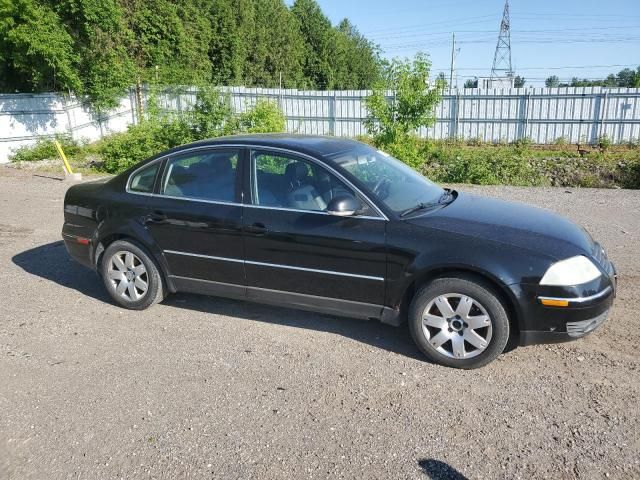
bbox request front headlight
[540,255,601,286]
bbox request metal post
[449,33,456,94]
[520,92,529,140]
[599,91,608,141]
[330,92,337,136]
[62,95,74,140]
[450,92,460,139]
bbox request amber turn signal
[540,298,569,307]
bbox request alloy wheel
[422,293,493,359]
[106,251,149,302]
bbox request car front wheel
[408,275,510,369]
[101,240,165,310]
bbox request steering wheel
[372,178,391,200]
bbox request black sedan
[62,135,616,368]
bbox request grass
[8,133,640,189]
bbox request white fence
[2,86,640,163]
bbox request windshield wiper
[399,189,455,218]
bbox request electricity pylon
[490,0,514,88]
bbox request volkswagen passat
[62,135,616,368]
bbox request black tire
[100,240,165,310]
[408,275,510,369]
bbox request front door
[145,147,246,293]
[243,149,387,318]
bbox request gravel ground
[0,168,639,480]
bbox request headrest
[285,162,309,185]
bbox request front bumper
[514,266,616,347]
[519,308,610,346]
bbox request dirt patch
[0,168,638,479]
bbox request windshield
[327,144,445,214]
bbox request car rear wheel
[408,275,510,369]
[101,240,165,310]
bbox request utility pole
[449,32,456,93]
[490,0,514,88]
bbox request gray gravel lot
[1,168,639,479]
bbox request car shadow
[12,241,111,302]
[12,241,424,361]
[419,459,469,480]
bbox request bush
[190,87,232,139]
[425,145,544,186]
[364,53,442,146]
[597,135,612,150]
[99,118,193,173]
[98,94,288,174]
[227,100,286,134]
[10,134,82,162]
[368,136,640,189]
[511,137,532,148]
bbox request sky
[289,0,640,87]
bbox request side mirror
[327,195,361,217]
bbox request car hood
[406,192,595,260]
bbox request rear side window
[129,162,159,193]
[160,149,239,202]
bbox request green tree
[0,0,81,94]
[0,0,384,107]
[436,72,448,90]
[208,0,254,85]
[332,19,381,89]
[53,0,135,111]
[291,0,334,89]
[243,0,304,88]
[464,78,478,89]
[514,75,526,88]
[617,68,639,87]
[545,75,560,88]
[120,0,211,86]
[364,53,442,146]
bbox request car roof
[177,134,365,159]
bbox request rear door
[143,147,246,292]
[242,149,387,317]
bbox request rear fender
[94,218,176,292]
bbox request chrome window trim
[243,203,384,221]
[538,286,612,304]
[124,143,389,221]
[163,249,384,282]
[152,195,240,207]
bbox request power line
[362,14,499,35]
[372,24,640,42]
[382,36,640,51]
[431,64,639,72]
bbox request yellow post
[54,139,73,174]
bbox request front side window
[327,144,445,214]
[252,151,365,213]
[160,149,239,202]
[129,162,159,193]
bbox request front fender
[385,223,555,329]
